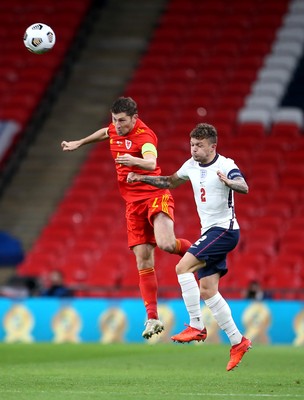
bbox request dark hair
[110,97,138,116]
[190,123,217,144]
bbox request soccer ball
[23,23,56,54]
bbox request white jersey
[176,154,243,235]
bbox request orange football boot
[171,325,207,343]
[226,337,252,371]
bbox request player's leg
[132,244,164,339]
[153,212,177,252]
[193,227,251,370]
[200,273,242,342]
[151,194,191,256]
[172,228,240,344]
[171,252,208,342]
[126,201,164,339]
[132,243,158,317]
[200,273,243,344]
[200,275,252,371]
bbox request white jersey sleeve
[176,158,193,181]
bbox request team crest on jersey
[125,140,132,149]
[200,169,207,181]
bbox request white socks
[178,273,242,345]
[204,292,242,345]
[177,273,204,330]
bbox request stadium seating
[14,0,304,300]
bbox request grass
[0,343,303,400]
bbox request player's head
[189,123,217,163]
[190,123,218,143]
[111,97,138,116]
[110,97,138,136]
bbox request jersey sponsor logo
[135,128,145,135]
[110,138,123,146]
[125,140,132,149]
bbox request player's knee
[200,287,208,299]
[134,254,154,270]
[199,284,216,300]
[157,240,176,254]
[175,260,188,275]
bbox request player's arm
[115,143,157,171]
[115,152,156,171]
[61,128,109,151]
[217,171,249,194]
[127,172,185,189]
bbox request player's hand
[61,140,81,151]
[127,172,141,183]
[217,170,230,186]
[116,154,135,166]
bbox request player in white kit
[127,123,252,371]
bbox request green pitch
[0,343,303,400]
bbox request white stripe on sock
[204,292,242,345]
[178,273,204,330]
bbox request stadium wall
[0,298,303,345]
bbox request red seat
[231,252,268,287]
[242,239,277,258]
[253,215,285,232]
[261,201,293,220]
[30,239,67,258]
[280,227,304,245]
[38,226,77,248]
[266,256,303,298]
[18,252,59,276]
[248,175,279,193]
[54,201,91,225]
[267,270,302,291]
[281,176,304,191]
[249,162,282,181]
[86,260,123,288]
[278,241,304,258]
[217,95,244,110]
[270,122,302,138]
[285,149,304,164]
[285,215,304,232]
[120,264,140,289]
[236,122,267,138]
[280,163,304,181]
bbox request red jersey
[107,118,170,202]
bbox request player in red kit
[61,97,191,339]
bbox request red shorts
[125,193,175,248]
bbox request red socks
[175,238,192,256]
[138,239,191,320]
[139,267,158,320]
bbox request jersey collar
[199,153,219,168]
